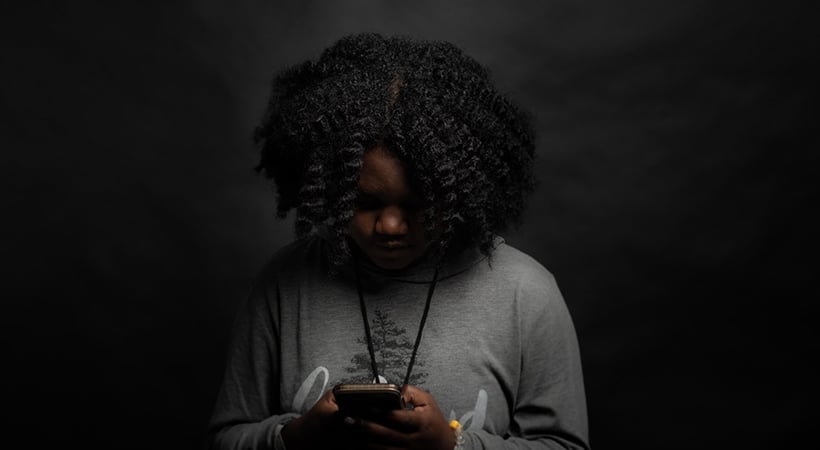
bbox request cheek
[348,211,373,238]
[408,214,430,244]
[410,212,427,232]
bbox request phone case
[333,383,405,413]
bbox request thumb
[401,384,432,408]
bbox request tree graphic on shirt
[340,308,428,386]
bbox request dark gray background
[3,1,817,448]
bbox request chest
[275,278,522,433]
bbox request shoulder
[482,240,569,314]
[255,234,330,285]
[487,240,558,288]
[241,235,333,316]
[269,234,325,265]
[486,242,581,348]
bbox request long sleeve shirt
[207,235,589,449]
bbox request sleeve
[206,270,299,450]
[464,270,590,450]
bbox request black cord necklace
[353,256,440,387]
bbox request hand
[342,384,454,450]
[281,389,345,450]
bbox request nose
[375,206,409,237]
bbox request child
[208,33,589,450]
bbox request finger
[401,384,433,408]
[360,442,400,450]
[318,390,341,414]
[378,408,420,432]
[342,415,412,447]
[324,388,339,405]
[379,403,444,433]
[339,406,418,433]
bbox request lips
[376,241,410,250]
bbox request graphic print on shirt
[290,308,488,431]
[290,365,489,431]
[337,308,429,386]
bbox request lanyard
[353,257,440,386]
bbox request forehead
[357,147,416,197]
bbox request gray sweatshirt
[208,236,589,449]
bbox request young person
[207,33,590,450]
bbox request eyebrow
[356,186,384,199]
[355,187,424,209]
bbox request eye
[355,193,383,211]
[402,199,424,213]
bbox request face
[348,146,431,270]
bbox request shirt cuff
[272,415,298,450]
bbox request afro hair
[254,33,536,268]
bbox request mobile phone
[333,383,405,415]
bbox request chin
[354,240,428,271]
[371,257,414,271]
[365,250,421,270]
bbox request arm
[340,269,590,450]
[464,271,590,450]
[207,275,298,450]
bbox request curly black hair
[254,33,536,268]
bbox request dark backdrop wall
[3,1,817,448]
